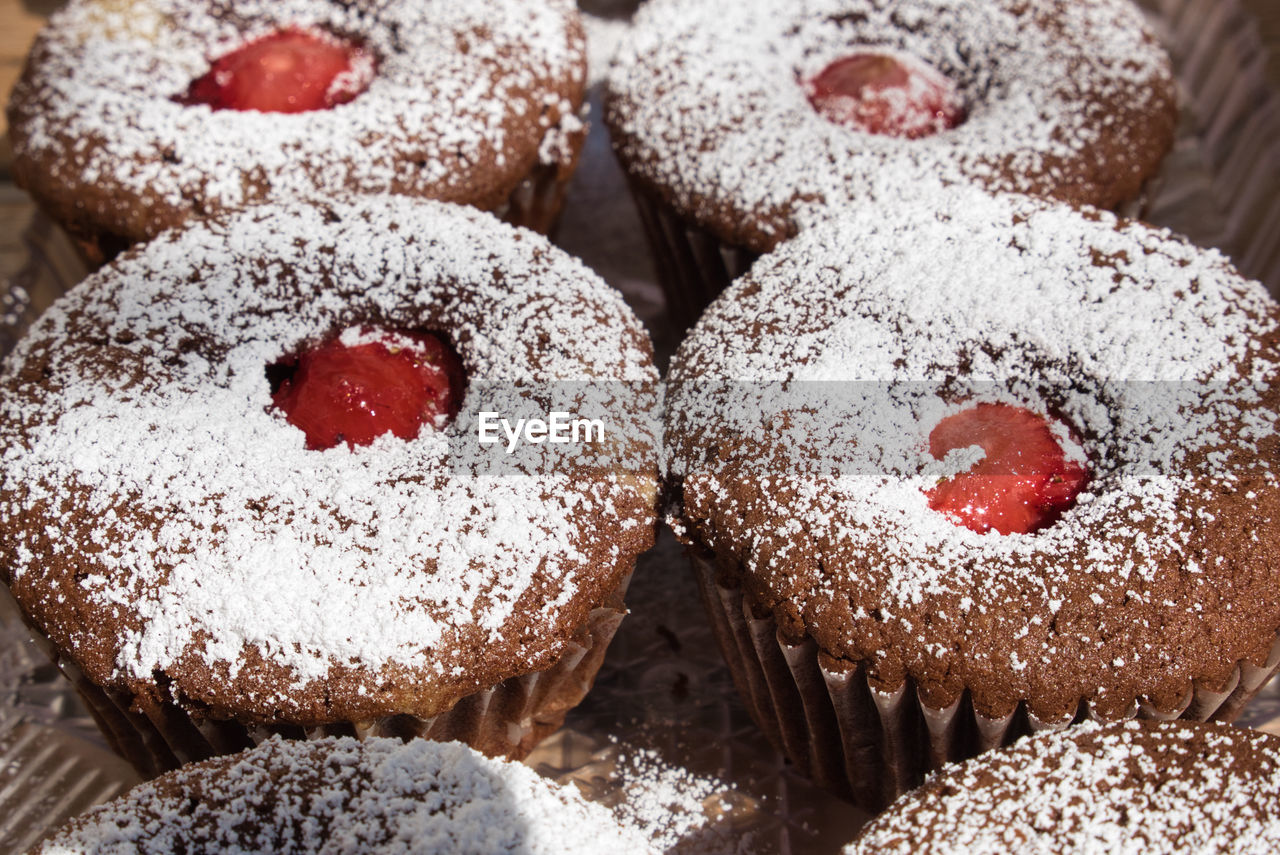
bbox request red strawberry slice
[179,27,373,114]
[925,403,1088,535]
[805,52,965,139]
[272,329,465,450]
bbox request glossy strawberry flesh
[805,52,965,139]
[272,330,464,450]
[926,403,1088,535]
[179,27,372,114]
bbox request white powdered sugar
[846,720,1280,854]
[607,743,726,851]
[607,0,1174,249]
[37,736,660,854]
[0,197,659,711]
[665,185,1280,712]
[582,14,632,88]
[9,0,586,237]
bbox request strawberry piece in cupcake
[0,198,660,777]
[926,403,1087,535]
[179,27,374,114]
[272,328,464,450]
[607,0,1178,330]
[7,0,590,265]
[805,51,965,139]
[665,186,1280,810]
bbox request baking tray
[3,0,1280,851]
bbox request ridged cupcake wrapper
[495,116,589,237]
[691,554,1280,812]
[29,568,632,780]
[625,180,760,334]
[1115,176,1160,222]
[497,163,568,236]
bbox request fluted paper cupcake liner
[625,180,760,334]
[497,116,590,237]
[20,569,631,780]
[691,554,1280,812]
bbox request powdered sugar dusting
[0,197,658,715]
[37,736,659,854]
[666,187,1280,717]
[609,743,725,851]
[607,0,1175,249]
[9,0,586,239]
[846,721,1280,853]
[583,14,632,88]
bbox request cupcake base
[59,120,588,271]
[691,554,1280,811]
[25,569,631,780]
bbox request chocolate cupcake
[606,0,1177,330]
[847,719,1280,853]
[34,735,658,854]
[0,197,660,777]
[6,0,589,265]
[664,186,1280,811]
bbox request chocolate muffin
[34,735,658,854]
[0,197,660,777]
[6,0,589,265]
[664,185,1280,811]
[847,720,1280,853]
[606,0,1178,329]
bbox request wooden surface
[0,0,57,174]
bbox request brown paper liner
[26,568,632,780]
[495,116,590,237]
[691,554,1280,811]
[626,180,760,334]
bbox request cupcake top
[6,0,586,246]
[846,720,1280,854]
[0,197,659,724]
[34,736,658,854]
[665,186,1280,722]
[607,0,1176,253]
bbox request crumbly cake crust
[35,736,659,854]
[0,197,659,726]
[846,720,1280,854]
[665,186,1280,722]
[7,0,587,252]
[607,0,1177,253]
